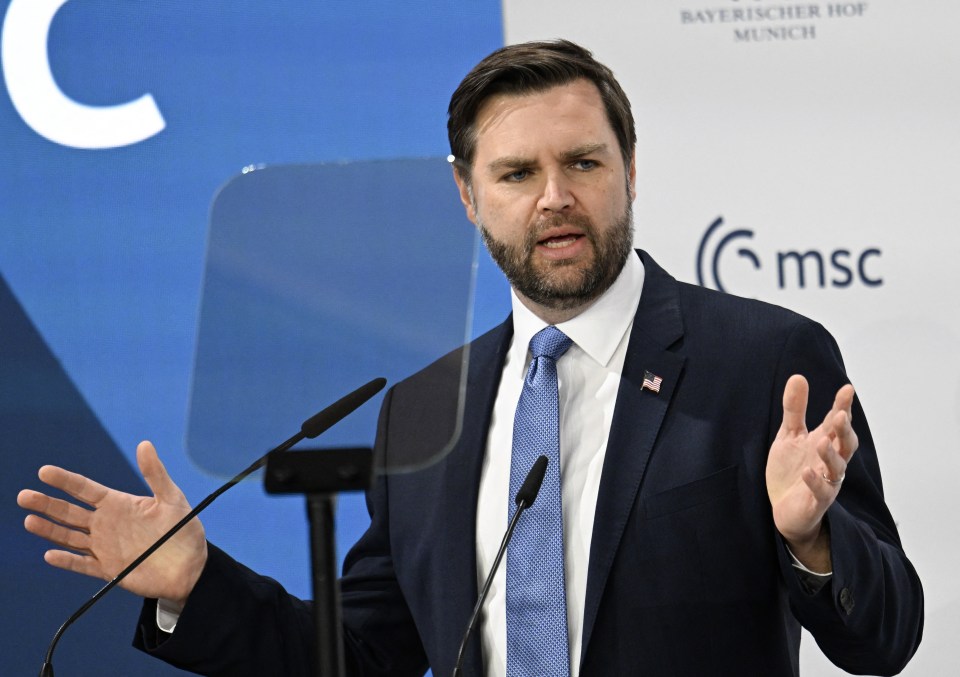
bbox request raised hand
[17,441,207,610]
[766,374,858,572]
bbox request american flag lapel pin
[642,370,663,394]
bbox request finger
[801,465,839,504]
[818,383,854,427]
[834,383,855,419]
[816,436,847,483]
[44,550,106,580]
[137,441,184,505]
[780,374,809,435]
[37,465,110,507]
[17,490,93,531]
[24,514,92,554]
[828,409,859,461]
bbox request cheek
[590,183,627,219]
[476,195,527,237]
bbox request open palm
[18,441,207,610]
[766,375,858,568]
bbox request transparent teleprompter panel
[187,159,478,477]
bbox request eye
[503,168,530,182]
[573,159,597,171]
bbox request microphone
[452,455,548,677]
[301,377,386,439]
[38,377,387,677]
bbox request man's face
[454,79,636,317]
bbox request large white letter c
[1,0,165,149]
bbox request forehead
[472,79,616,163]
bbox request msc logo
[1,0,165,149]
[696,216,882,293]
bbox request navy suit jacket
[137,251,923,676]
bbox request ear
[627,151,637,202]
[452,166,478,225]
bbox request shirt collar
[509,251,645,373]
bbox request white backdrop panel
[504,1,959,674]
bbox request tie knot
[529,326,573,361]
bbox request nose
[536,170,574,213]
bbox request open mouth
[539,233,583,249]
[537,225,586,248]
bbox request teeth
[543,237,577,248]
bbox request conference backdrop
[3,1,956,675]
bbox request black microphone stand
[264,447,374,677]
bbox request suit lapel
[437,318,513,677]
[580,251,687,659]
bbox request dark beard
[479,203,634,312]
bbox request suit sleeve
[134,542,315,676]
[133,387,428,676]
[771,320,924,675]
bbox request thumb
[136,441,184,504]
[780,374,809,435]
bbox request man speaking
[19,40,923,676]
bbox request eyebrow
[485,143,610,174]
[486,155,533,174]
[560,142,608,161]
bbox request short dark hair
[447,39,636,180]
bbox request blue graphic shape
[0,273,178,676]
[188,160,477,476]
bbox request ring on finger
[821,471,845,486]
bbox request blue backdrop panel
[2,0,505,673]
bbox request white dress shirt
[475,253,645,676]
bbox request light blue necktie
[506,326,573,677]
